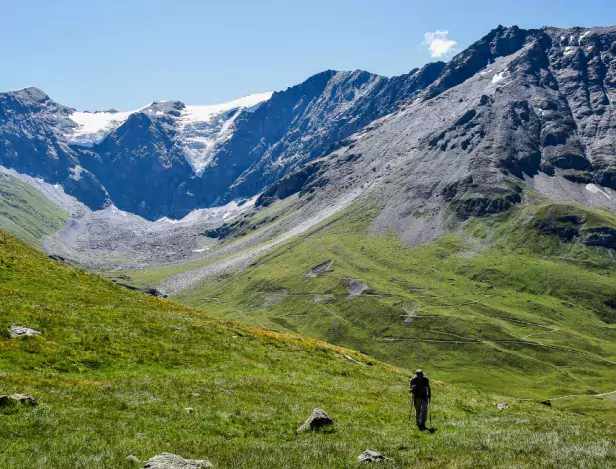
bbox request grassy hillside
[176,197,616,421]
[0,172,67,246]
[1,230,616,467]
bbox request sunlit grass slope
[1,229,615,467]
[177,197,616,421]
[0,172,67,246]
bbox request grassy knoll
[176,198,616,421]
[0,173,67,246]
[1,230,615,467]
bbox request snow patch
[585,183,612,200]
[69,165,83,181]
[181,92,273,124]
[68,109,137,146]
[154,197,256,225]
[492,71,506,84]
[580,31,592,41]
[177,92,273,174]
[564,46,576,56]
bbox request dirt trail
[547,390,616,401]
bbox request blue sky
[3,0,615,110]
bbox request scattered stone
[219,389,234,394]
[126,455,140,462]
[314,295,333,303]
[188,393,200,398]
[185,407,195,414]
[142,453,212,468]
[11,394,37,406]
[305,260,333,278]
[540,399,552,407]
[297,408,333,432]
[8,325,41,338]
[495,402,508,410]
[0,394,37,406]
[348,279,368,296]
[358,450,388,463]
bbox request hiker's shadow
[422,427,438,434]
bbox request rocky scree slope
[260,25,616,243]
[0,64,443,220]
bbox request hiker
[409,369,431,430]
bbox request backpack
[410,373,430,398]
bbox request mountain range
[2,23,616,417]
[3,25,616,227]
[0,63,442,220]
[3,23,616,464]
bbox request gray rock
[348,279,368,296]
[358,450,388,463]
[304,260,333,278]
[0,394,37,406]
[297,408,334,432]
[8,326,41,338]
[11,394,37,406]
[142,453,212,468]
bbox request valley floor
[162,199,616,422]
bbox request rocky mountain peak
[2,24,615,221]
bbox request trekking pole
[429,398,432,426]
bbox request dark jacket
[410,373,431,399]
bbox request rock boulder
[297,408,333,432]
[8,326,41,338]
[358,450,388,463]
[142,453,212,468]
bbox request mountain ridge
[0,63,444,219]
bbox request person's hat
[415,369,423,374]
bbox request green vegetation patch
[0,173,67,246]
[176,199,616,421]
[2,229,616,467]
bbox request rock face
[2,25,616,225]
[142,453,212,468]
[8,325,41,338]
[297,408,334,432]
[0,64,442,220]
[272,25,616,246]
[358,450,388,463]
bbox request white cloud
[423,30,458,58]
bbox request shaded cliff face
[0,66,442,220]
[214,64,445,201]
[0,88,109,209]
